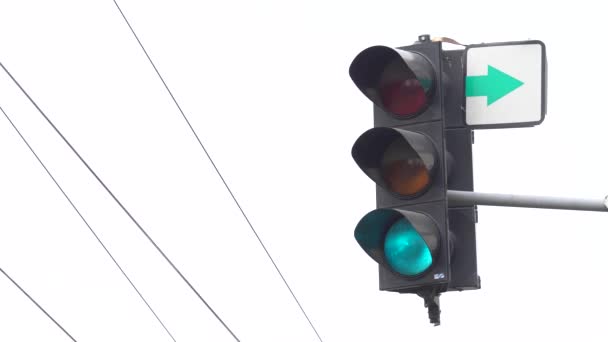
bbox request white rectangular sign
[465,41,547,128]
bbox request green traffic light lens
[384,218,433,276]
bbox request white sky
[1,1,608,341]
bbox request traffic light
[349,35,480,325]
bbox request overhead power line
[0,61,239,341]
[110,1,324,341]
[0,265,78,342]
[0,104,176,342]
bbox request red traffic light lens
[379,79,428,117]
[349,46,435,118]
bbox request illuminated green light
[384,218,433,276]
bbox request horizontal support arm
[447,190,608,212]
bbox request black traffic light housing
[350,35,480,325]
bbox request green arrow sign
[465,65,524,105]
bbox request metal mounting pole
[448,190,608,212]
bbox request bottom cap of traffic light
[354,208,441,278]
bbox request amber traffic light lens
[380,138,431,196]
[352,128,437,198]
[382,159,431,196]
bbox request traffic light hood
[349,45,435,117]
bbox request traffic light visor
[349,46,435,117]
[355,209,440,277]
[352,127,437,197]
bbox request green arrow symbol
[465,65,524,105]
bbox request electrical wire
[0,62,239,341]
[0,104,176,342]
[111,1,324,341]
[0,265,78,342]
